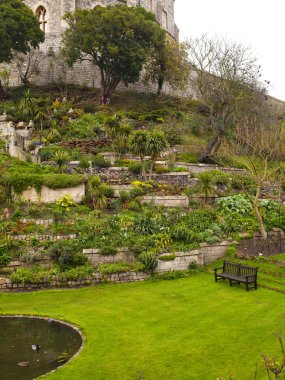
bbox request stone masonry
[6,0,179,92]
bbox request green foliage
[92,154,111,168]
[58,265,93,280]
[47,128,62,143]
[138,252,158,273]
[0,0,44,63]
[48,241,87,270]
[10,266,53,284]
[152,266,206,280]
[216,194,252,215]
[62,5,165,103]
[225,245,237,258]
[98,262,131,275]
[128,161,142,174]
[1,173,86,195]
[99,243,118,256]
[87,176,113,210]
[67,114,101,139]
[53,150,70,172]
[55,195,76,212]
[159,253,176,261]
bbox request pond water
[0,316,82,380]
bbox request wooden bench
[214,261,258,291]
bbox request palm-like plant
[197,172,214,203]
[129,130,149,181]
[146,131,168,180]
[18,89,37,118]
[88,176,108,210]
[53,150,69,173]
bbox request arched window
[36,6,47,33]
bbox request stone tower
[11,0,178,90]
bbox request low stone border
[10,234,77,242]
[0,315,85,378]
[0,271,149,292]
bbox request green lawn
[1,274,285,380]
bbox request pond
[0,316,83,380]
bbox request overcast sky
[175,0,285,100]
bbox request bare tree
[12,49,41,86]
[220,124,284,240]
[188,35,269,162]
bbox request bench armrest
[244,274,257,281]
[214,267,223,273]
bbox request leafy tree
[62,5,165,105]
[144,38,190,96]
[188,35,269,162]
[0,0,44,96]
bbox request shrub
[48,242,87,270]
[67,114,101,139]
[216,195,252,215]
[79,157,90,169]
[138,252,158,273]
[100,243,118,256]
[225,245,237,257]
[119,190,130,203]
[171,226,194,243]
[56,195,76,211]
[58,265,93,280]
[159,253,176,261]
[128,161,142,174]
[10,267,53,284]
[92,154,111,168]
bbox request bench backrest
[223,261,240,276]
[223,261,258,277]
[239,265,258,277]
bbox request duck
[32,344,41,351]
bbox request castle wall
[6,0,181,95]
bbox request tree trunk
[99,70,120,105]
[199,131,220,162]
[0,81,7,100]
[149,159,155,180]
[157,77,164,96]
[140,155,147,181]
[253,203,267,240]
[252,186,267,240]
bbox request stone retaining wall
[20,184,86,203]
[156,241,233,271]
[11,234,77,242]
[83,248,135,266]
[174,162,246,175]
[157,250,202,272]
[20,218,54,225]
[141,195,189,208]
[0,271,149,291]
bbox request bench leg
[229,279,232,287]
[246,283,249,291]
